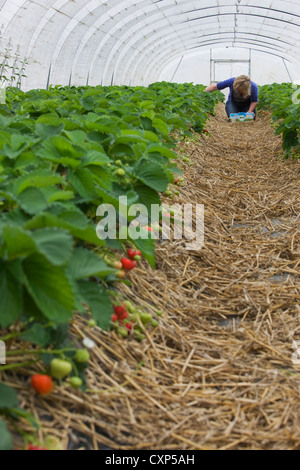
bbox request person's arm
[248,102,258,113]
[204,84,218,92]
[249,82,258,113]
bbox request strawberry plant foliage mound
[258,83,300,157]
[0,81,222,449]
[0,82,222,331]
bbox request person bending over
[205,75,258,119]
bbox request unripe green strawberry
[50,359,72,380]
[133,255,141,261]
[74,349,90,363]
[115,160,122,166]
[134,332,145,342]
[164,190,172,197]
[104,256,121,269]
[69,377,83,389]
[117,326,129,338]
[140,312,153,324]
[124,300,135,313]
[129,313,138,322]
[115,168,125,177]
[156,310,163,316]
[88,319,97,328]
[151,319,159,327]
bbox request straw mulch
[3,104,300,450]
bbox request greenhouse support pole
[46,63,52,90]
[249,49,252,77]
[171,55,184,82]
[282,59,293,82]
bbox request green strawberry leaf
[23,254,75,324]
[77,280,113,330]
[0,260,23,328]
[133,158,169,192]
[31,227,74,266]
[67,247,115,280]
[21,323,52,347]
[0,383,19,409]
[0,419,13,450]
[17,187,48,215]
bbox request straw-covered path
[7,104,300,450]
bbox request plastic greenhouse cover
[0,0,299,88]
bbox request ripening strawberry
[116,270,126,279]
[31,374,54,396]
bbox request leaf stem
[0,360,39,371]
[6,347,77,357]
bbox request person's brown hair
[233,75,251,97]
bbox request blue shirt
[217,77,258,103]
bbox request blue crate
[230,112,255,122]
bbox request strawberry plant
[258,83,300,157]
[0,382,37,450]
[0,81,222,447]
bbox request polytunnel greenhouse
[0,0,300,452]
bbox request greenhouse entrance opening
[210,49,252,84]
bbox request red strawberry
[114,304,127,316]
[127,248,136,259]
[125,323,133,330]
[121,258,137,271]
[112,313,118,322]
[31,374,54,396]
[27,444,47,451]
[127,249,142,259]
[174,178,180,185]
[118,311,128,320]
